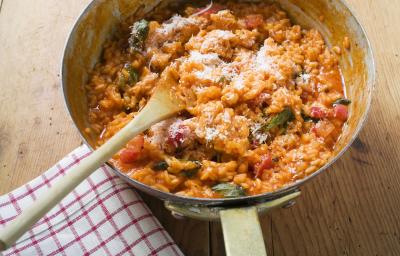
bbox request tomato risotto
[85,2,350,198]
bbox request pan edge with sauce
[62,0,375,206]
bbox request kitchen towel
[0,145,183,256]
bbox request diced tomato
[312,120,335,138]
[167,123,190,148]
[254,154,274,178]
[196,4,224,16]
[244,14,264,29]
[310,106,326,119]
[119,149,139,164]
[311,126,318,134]
[126,135,144,151]
[334,104,348,121]
[120,135,144,164]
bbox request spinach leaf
[263,107,295,132]
[129,19,149,52]
[152,161,169,171]
[212,183,246,198]
[333,98,351,106]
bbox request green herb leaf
[152,161,169,171]
[263,107,295,132]
[129,19,149,52]
[333,98,351,106]
[124,64,139,85]
[278,126,287,135]
[212,183,246,198]
[182,160,202,178]
[182,168,199,178]
[218,76,230,84]
[117,73,126,88]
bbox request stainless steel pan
[62,0,375,254]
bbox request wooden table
[1,0,399,255]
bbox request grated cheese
[220,65,238,80]
[250,122,269,144]
[187,50,222,65]
[181,35,290,86]
[210,29,236,40]
[156,15,198,36]
[205,127,220,141]
[297,72,311,84]
[232,75,245,90]
[194,67,214,81]
[186,51,222,81]
[168,120,183,141]
[254,45,283,80]
[222,111,231,122]
[148,118,176,147]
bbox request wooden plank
[0,0,90,195]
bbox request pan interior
[62,0,374,205]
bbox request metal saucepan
[62,0,375,254]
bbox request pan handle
[220,206,267,256]
[219,191,300,256]
[165,191,300,256]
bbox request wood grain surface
[1,0,399,255]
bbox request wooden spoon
[0,78,184,251]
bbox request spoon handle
[0,86,180,251]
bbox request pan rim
[61,0,376,206]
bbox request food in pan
[85,2,351,198]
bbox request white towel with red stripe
[0,145,183,256]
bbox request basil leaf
[129,19,149,52]
[153,161,169,171]
[212,183,246,198]
[263,107,295,132]
[333,98,351,106]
